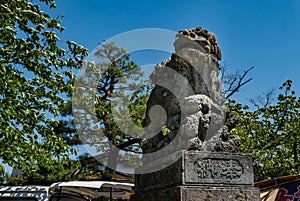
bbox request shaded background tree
[69,42,150,180]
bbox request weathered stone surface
[180,186,260,201]
[184,151,254,185]
[142,93,240,154]
[132,186,260,201]
[175,27,222,61]
[142,27,240,154]
[135,151,254,191]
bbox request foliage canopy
[0,0,87,184]
[228,80,300,181]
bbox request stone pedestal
[131,151,260,201]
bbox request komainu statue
[142,27,240,154]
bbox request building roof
[49,181,134,199]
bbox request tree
[69,42,150,178]
[0,0,87,184]
[227,80,300,181]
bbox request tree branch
[225,66,254,99]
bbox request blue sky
[49,0,300,105]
